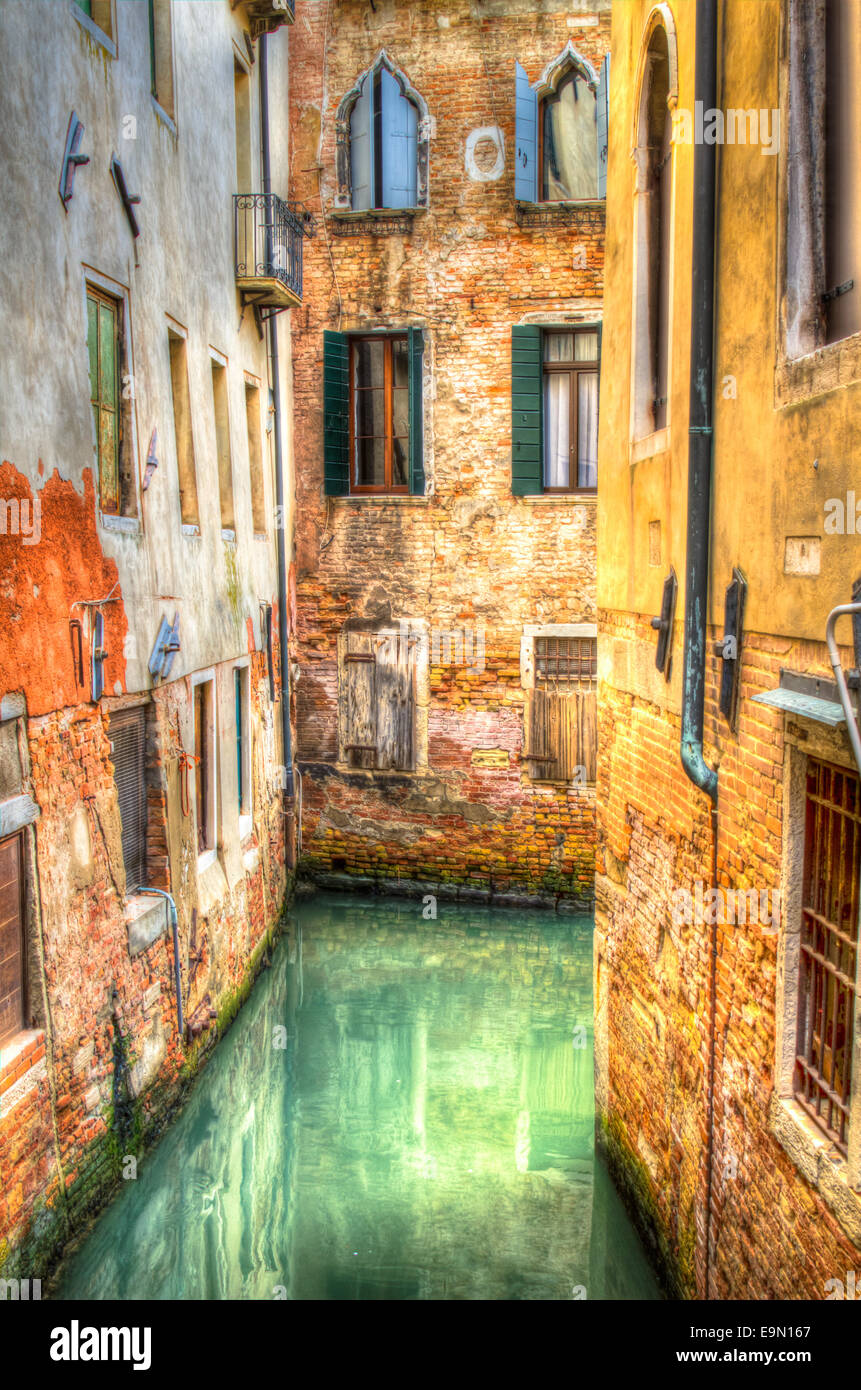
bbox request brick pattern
[289,0,607,898]
[596,610,861,1298]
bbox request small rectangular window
[73,0,113,41]
[148,0,175,119]
[526,636,597,783]
[193,678,215,856]
[794,757,860,1154]
[542,330,599,492]
[211,359,234,533]
[0,833,25,1047]
[87,287,121,514]
[110,707,147,893]
[350,335,410,494]
[168,329,199,528]
[244,382,266,533]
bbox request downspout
[136,889,183,1038]
[260,34,296,839]
[680,0,719,1299]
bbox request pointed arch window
[335,54,430,213]
[515,44,610,205]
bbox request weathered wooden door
[0,833,24,1046]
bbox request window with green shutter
[87,287,121,514]
[512,324,600,495]
[324,329,425,497]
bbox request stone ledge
[0,1056,46,1118]
[770,1093,861,1247]
[303,870,592,913]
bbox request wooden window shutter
[110,708,147,892]
[350,75,373,212]
[87,290,120,514]
[596,53,610,199]
[0,833,24,1046]
[408,327,425,496]
[344,635,378,769]
[515,61,538,203]
[511,324,543,496]
[323,330,350,496]
[380,68,418,209]
[375,633,415,771]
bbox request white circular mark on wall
[465,126,505,182]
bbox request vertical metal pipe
[260,34,295,811]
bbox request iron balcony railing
[234,193,312,310]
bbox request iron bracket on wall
[110,155,141,238]
[714,567,747,730]
[651,567,678,679]
[59,111,90,210]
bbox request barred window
[794,757,861,1154]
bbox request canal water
[57,893,661,1301]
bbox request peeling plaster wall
[0,1,294,1281]
[290,0,608,900]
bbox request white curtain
[578,372,598,488]
[543,374,570,487]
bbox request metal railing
[234,193,311,305]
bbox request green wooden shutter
[511,324,542,496]
[408,326,424,496]
[323,330,349,495]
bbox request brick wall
[596,611,861,1298]
[289,0,608,901]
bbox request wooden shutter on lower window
[0,834,24,1046]
[324,330,349,496]
[512,324,543,496]
[344,634,378,769]
[375,632,415,771]
[408,327,425,496]
[528,687,597,783]
[110,707,147,892]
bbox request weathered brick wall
[0,647,288,1283]
[596,611,861,1298]
[289,0,607,900]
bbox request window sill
[630,428,669,464]
[516,493,597,505]
[71,3,116,58]
[775,331,861,408]
[329,208,424,237]
[100,512,141,536]
[222,528,236,544]
[333,493,429,505]
[238,813,254,843]
[515,200,605,229]
[182,523,201,539]
[198,854,229,913]
[0,1030,46,1118]
[770,1093,861,1246]
[253,530,269,542]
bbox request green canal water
[57,893,661,1301]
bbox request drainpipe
[136,888,183,1038]
[825,603,861,773]
[260,34,296,832]
[681,0,719,807]
[680,0,719,1301]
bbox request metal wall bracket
[715,567,747,730]
[110,155,141,238]
[59,111,90,210]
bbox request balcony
[239,0,295,37]
[234,194,312,313]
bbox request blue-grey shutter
[381,68,417,209]
[408,326,424,495]
[324,331,349,496]
[515,61,538,204]
[511,325,543,496]
[351,74,373,212]
[596,53,610,199]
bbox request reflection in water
[57,895,661,1301]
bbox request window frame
[0,831,25,1049]
[191,670,217,870]
[234,661,252,839]
[542,329,599,495]
[84,272,140,524]
[538,67,599,204]
[109,705,148,895]
[348,333,411,496]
